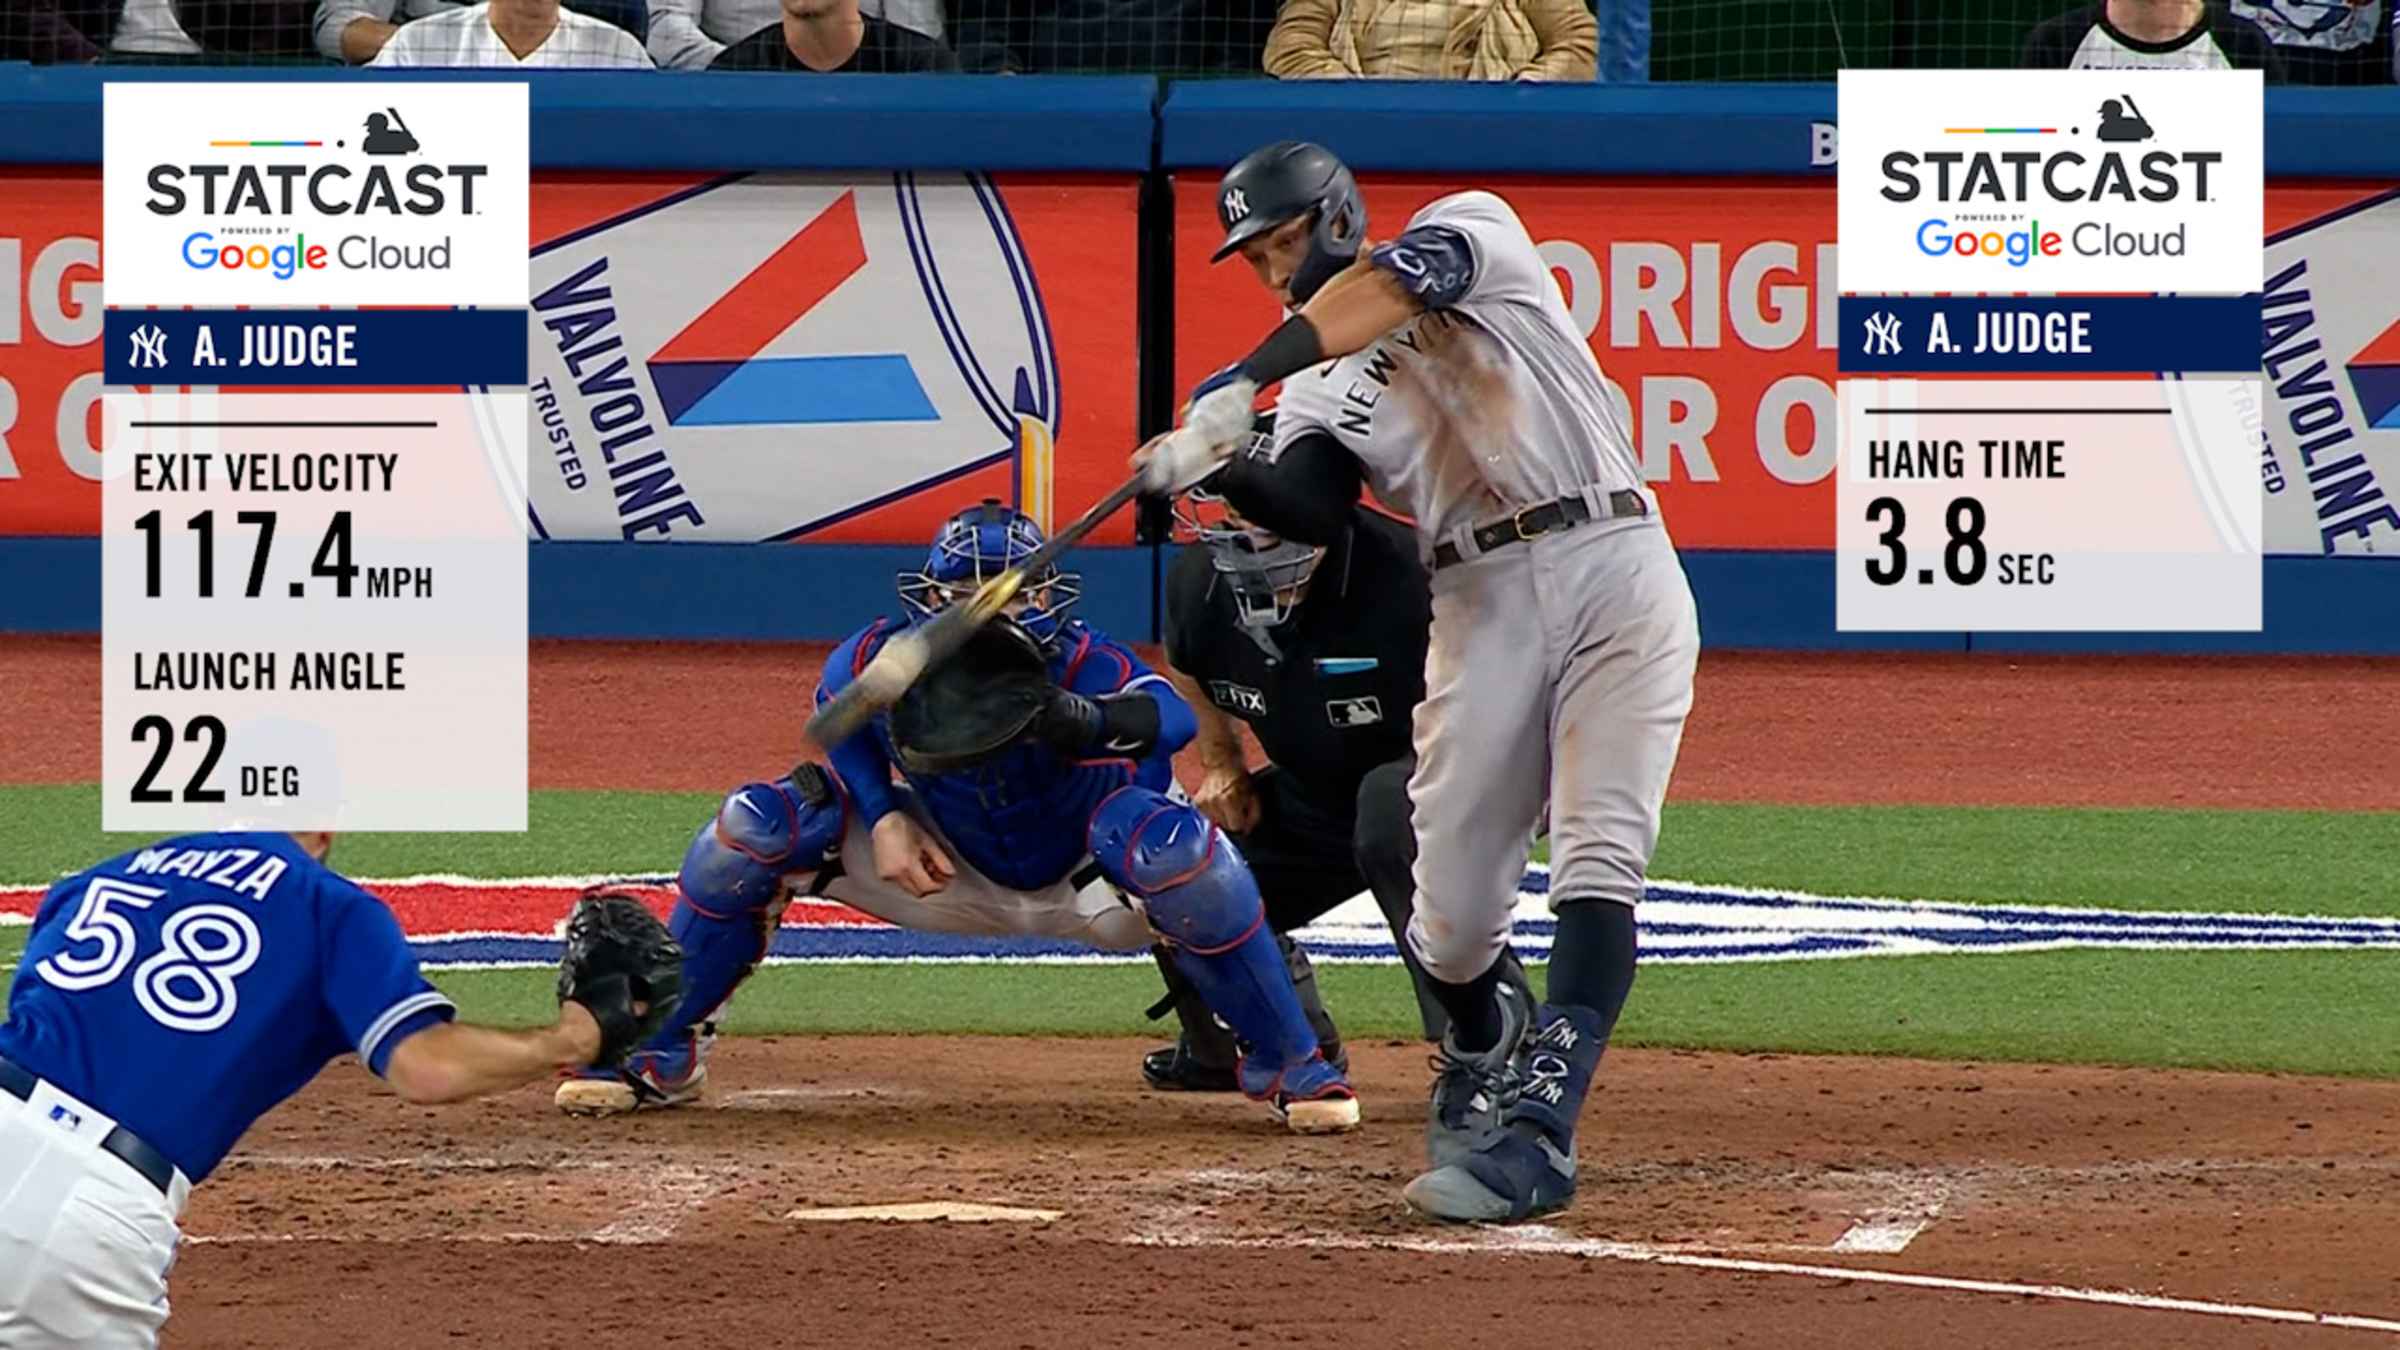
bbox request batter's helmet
[898,498,1081,648]
[1210,141,1366,307]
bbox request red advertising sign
[0,171,1139,546]
[1172,175,2396,553]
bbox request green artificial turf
[7,784,2395,915]
[6,785,2396,1078]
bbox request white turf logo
[47,874,2392,970]
[1222,188,1251,223]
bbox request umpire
[1143,420,1526,1089]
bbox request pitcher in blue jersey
[0,831,651,1349]
[556,499,1360,1134]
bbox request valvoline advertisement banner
[0,170,1139,545]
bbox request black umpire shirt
[1164,506,1429,817]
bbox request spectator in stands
[646,0,944,68]
[368,0,655,63]
[106,0,206,60]
[177,1,323,58]
[2022,0,2284,74]
[945,0,1277,74]
[2229,0,2392,83]
[1264,0,1596,78]
[709,0,955,70]
[319,0,648,63]
[2,0,109,61]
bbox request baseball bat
[803,467,1153,750]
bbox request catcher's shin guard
[1092,788,1356,1132]
[649,767,844,1051]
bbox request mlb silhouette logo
[1326,696,1383,727]
[48,1103,84,1131]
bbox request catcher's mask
[1173,419,1325,658]
[898,498,1081,648]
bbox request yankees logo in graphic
[128,323,170,370]
[1863,310,1903,356]
[1222,188,1250,223]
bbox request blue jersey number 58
[35,877,262,1034]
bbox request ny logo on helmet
[1222,188,1250,223]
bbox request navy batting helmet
[898,498,1081,648]
[1210,141,1366,307]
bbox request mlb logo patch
[49,1103,84,1131]
[1326,696,1383,728]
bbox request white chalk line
[1122,1228,2400,1336]
[198,1153,734,1247]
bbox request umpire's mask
[1173,418,1326,660]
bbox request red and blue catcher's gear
[899,499,1082,649]
[1088,786,1329,1082]
[818,615,1195,893]
[568,766,847,1098]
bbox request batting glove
[1184,375,1260,454]
[1138,427,1232,496]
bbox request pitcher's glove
[888,615,1056,775]
[557,888,686,1067]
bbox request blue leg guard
[641,763,847,1054]
[1089,787,1320,1081]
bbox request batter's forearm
[1296,264,1423,360]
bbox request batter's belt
[1432,487,1650,570]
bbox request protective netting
[5,2,2384,79]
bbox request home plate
[786,1202,1064,1224]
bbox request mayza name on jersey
[122,844,291,901]
[146,162,489,218]
[1880,149,2224,204]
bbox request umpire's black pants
[1156,758,1527,1059]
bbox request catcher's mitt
[557,888,686,1067]
[888,614,1056,775]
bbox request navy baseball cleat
[1405,1002,1606,1223]
[1425,981,1529,1170]
[1241,1050,1361,1135]
[556,1024,712,1116]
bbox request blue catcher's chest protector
[876,628,1138,892]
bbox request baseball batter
[0,833,679,1348]
[1144,141,1700,1222]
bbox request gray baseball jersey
[1270,190,1643,549]
[1264,187,1698,983]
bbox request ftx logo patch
[1210,680,1266,715]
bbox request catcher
[555,499,1360,1133]
[1,826,673,1349]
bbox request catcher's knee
[1089,787,1263,953]
[678,764,846,916]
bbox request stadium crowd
[2,3,2392,86]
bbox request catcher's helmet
[1210,140,1366,307]
[898,498,1081,647]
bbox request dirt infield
[171,1038,2400,1348]
[8,635,2396,808]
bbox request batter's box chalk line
[1120,1228,2400,1336]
